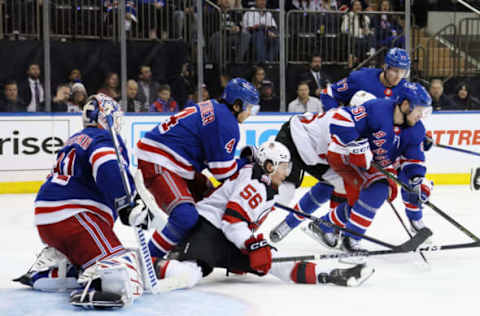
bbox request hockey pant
[138,159,214,258]
[159,216,335,289]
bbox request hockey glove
[402,177,434,206]
[387,178,398,202]
[423,136,433,152]
[118,194,154,230]
[347,139,373,170]
[245,234,272,275]
[239,145,258,164]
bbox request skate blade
[346,266,375,287]
[301,225,340,251]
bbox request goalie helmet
[82,93,123,133]
[257,141,292,176]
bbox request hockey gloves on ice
[118,194,154,230]
[347,139,373,170]
[245,234,272,275]
[402,177,433,206]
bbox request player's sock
[149,203,199,258]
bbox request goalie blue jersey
[330,98,426,179]
[321,68,407,110]
[136,99,240,181]
[35,127,135,227]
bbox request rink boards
[0,111,479,193]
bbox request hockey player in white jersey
[14,94,157,309]
[153,141,374,289]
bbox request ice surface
[1,186,480,316]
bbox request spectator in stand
[19,63,44,112]
[371,0,402,49]
[150,84,179,112]
[429,79,454,111]
[0,80,26,112]
[288,81,323,112]
[449,82,480,110]
[126,80,146,112]
[208,0,251,64]
[104,0,138,36]
[259,80,280,111]
[171,62,195,109]
[251,65,266,91]
[67,69,82,90]
[243,0,278,8]
[98,72,120,101]
[51,84,71,112]
[136,65,161,109]
[341,0,374,65]
[242,0,280,63]
[68,82,88,112]
[298,54,330,98]
[195,83,210,102]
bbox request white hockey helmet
[257,140,292,176]
[82,93,123,133]
[350,90,376,107]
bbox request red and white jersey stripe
[207,159,238,180]
[89,147,117,182]
[35,199,115,227]
[136,138,195,180]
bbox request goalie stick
[372,162,480,242]
[274,203,432,251]
[272,241,480,262]
[105,116,161,294]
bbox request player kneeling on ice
[14,94,158,309]
[308,82,434,252]
[153,141,374,290]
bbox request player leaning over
[15,94,157,308]
[154,141,374,289]
[313,83,434,251]
[320,47,411,110]
[135,78,260,260]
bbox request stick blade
[395,227,433,252]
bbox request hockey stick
[274,203,432,251]
[105,116,160,294]
[372,161,480,242]
[426,136,480,157]
[272,241,480,262]
[387,200,429,264]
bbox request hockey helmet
[82,93,123,133]
[257,140,292,177]
[385,47,411,70]
[222,78,260,115]
[350,90,376,106]
[397,82,432,118]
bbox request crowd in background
[0,0,479,113]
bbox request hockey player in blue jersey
[135,78,260,260]
[309,82,434,251]
[320,47,411,111]
[14,94,158,308]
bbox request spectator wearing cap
[259,80,280,111]
[67,69,82,90]
[1,80,27,112]
[150,84,179,113]
[288,81,323,112]
[126,80,146,112]
[19,63,44,112]
[52,84,71,112]
[68,83,88,112]
[449,82,480,110]
[429,79,454,111]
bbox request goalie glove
[347,139,372,170]
[118,194,154,230]
[402,177,434,206]
[245,234,272,275]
